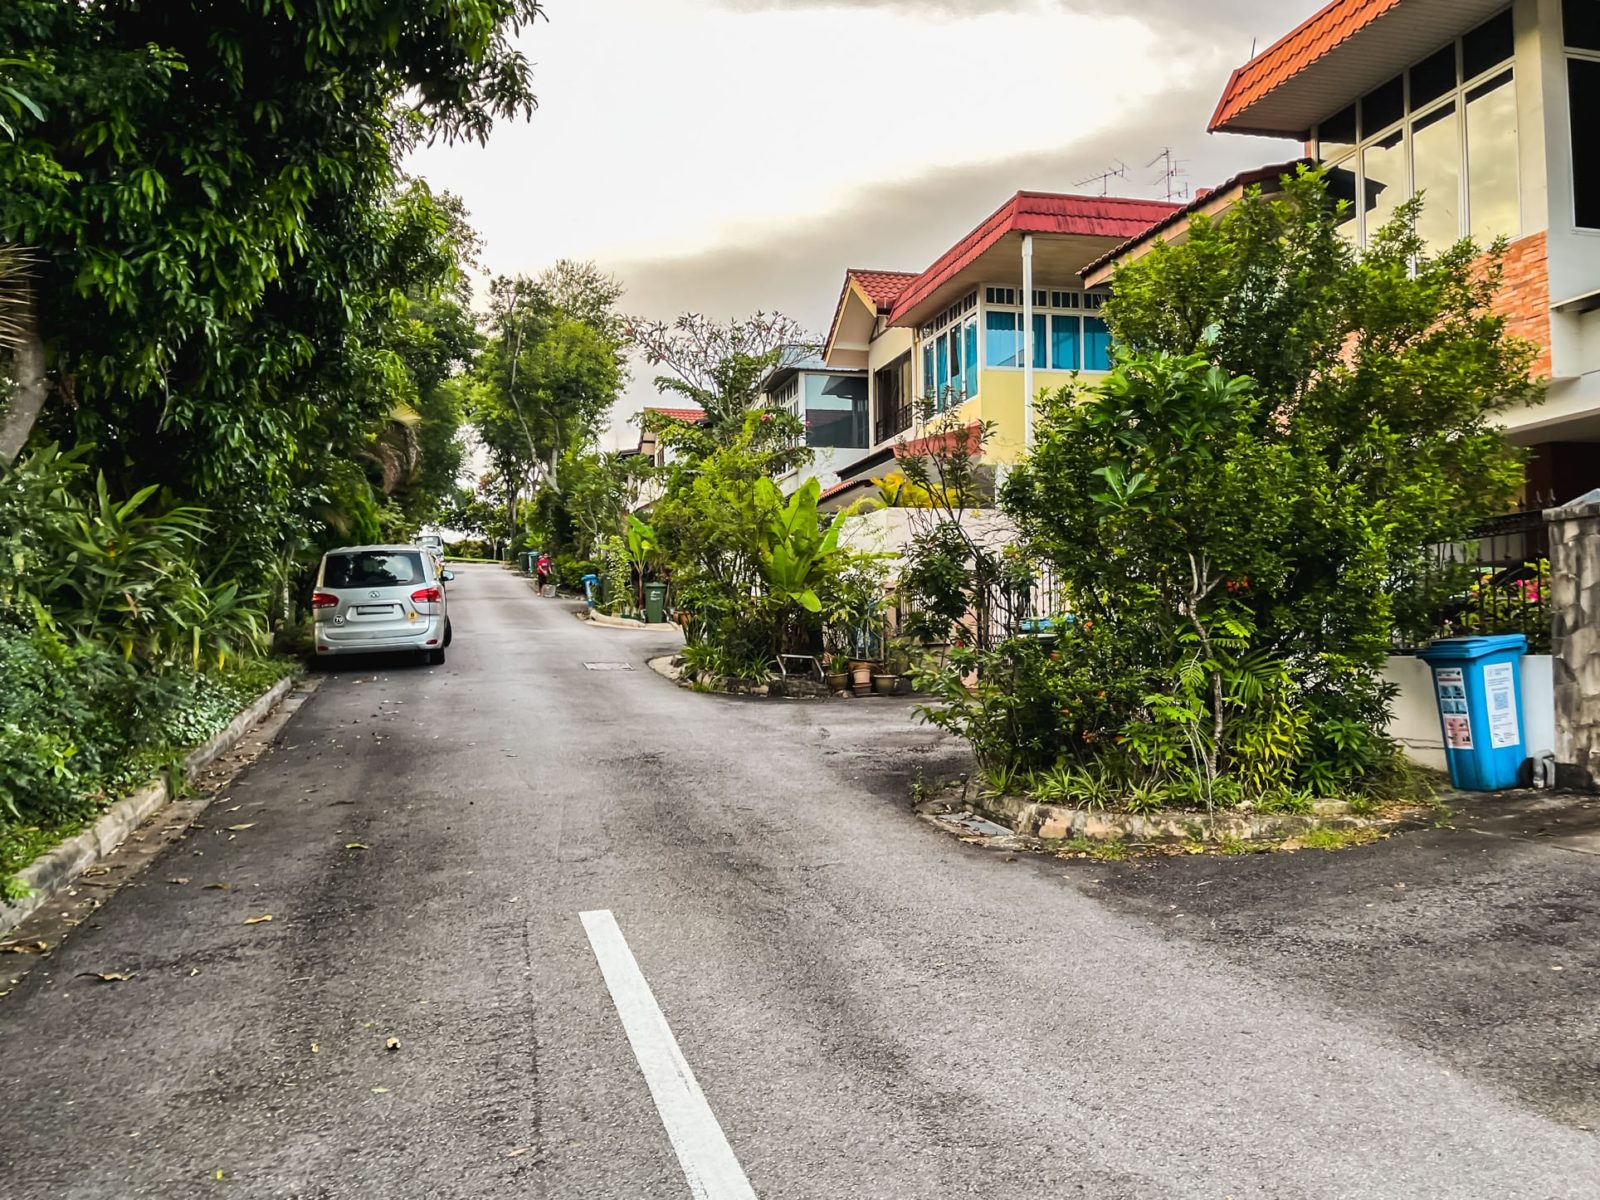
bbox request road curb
[0,672,301,938]
[582,609,680,632]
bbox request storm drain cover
[947,813,1015,838]
[584,661,634,671]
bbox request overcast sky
[405,0,1312,448]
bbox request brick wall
[1492,231,1552,379]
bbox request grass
[1297,826,1382,852]
[1050,837,1131,861]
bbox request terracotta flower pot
[850,663,873,696]
[872,673,897,695]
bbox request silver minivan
[312,545,453,665]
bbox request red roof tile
[643,406,707,424]
[1209,0,1402,133]
[886,193,1181,326]
[848,269,918,312]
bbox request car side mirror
[441,570,455,582]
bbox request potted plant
[871,670,897,695]
[825,653,850,693]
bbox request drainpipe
[1021,233,1035,448]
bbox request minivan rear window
[324,551,426,589]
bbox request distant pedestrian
[536,552,552,592]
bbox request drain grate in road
[946,813,1015,838]
[584,661,634,671]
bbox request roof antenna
[1073,161,1127,196]
[1147,148,1190,202]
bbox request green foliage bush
[911,171,1535,813]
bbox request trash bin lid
[1416,634,1528,663]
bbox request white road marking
[580,909,759,1200]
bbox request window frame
[1311,8,1519,247]
[1567,10,1600,231]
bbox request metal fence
[1394,499,1553,653]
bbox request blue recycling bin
[1415,634,1528,791]
[581,573,601,608]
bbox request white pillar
[1021,233,1035,448]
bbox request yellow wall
[947,369,1086,462]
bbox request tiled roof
[848,269,918,312]
[1081,160,1310,280]
[1209,0,1400,133]
[887,193,1181,326]
[643,406,707,424]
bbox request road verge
[0,673,303,938]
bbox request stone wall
[1547,489,1600,791]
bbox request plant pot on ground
[872,673,897,695]
[849,661,874,695]
[826,672,850,692]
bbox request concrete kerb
[966,789,1436,846]
[0,672,301,938]
[582,608,680,632]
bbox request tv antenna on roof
[1147,147,1190,202]
[1073,161,1127,196]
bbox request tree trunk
[0,292,47,466]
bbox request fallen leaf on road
[169,877,191,885]
[226,823,257,832]
[0,941,48,954]
[385,1037,401,1051]
[243,914,273,925]
[371,1086,389,1094]
[215,1169,225,1180]
[189,968,199,977]
[505,1147,530,1159]
[78,971,135,983]
[345,842,369,850]
[203,883,232,891]
[311,1042,321,1053]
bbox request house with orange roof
[819,193,1181,488]
[1106,0,1599,502]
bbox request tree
[627,311,818,430]
[0,0,540,567]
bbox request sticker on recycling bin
[1435,668,1473,749]
[1484,661,1520,749]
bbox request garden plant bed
[916,779,1441,857]
[648,654,862,699]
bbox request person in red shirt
[535,552,552,592]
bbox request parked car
[415,533,445,573]
[312,545,454,665]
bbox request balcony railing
[874,400,913,446]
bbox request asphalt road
[2,562,1597,1199]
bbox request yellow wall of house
[944,369,1085,462]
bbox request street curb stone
[0,672,299,938]
[971,790,1434,845]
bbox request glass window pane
[1327,158,1360,242]
[948,326,961,390]
[1362,129,1407,236]
[985,311,1020,367]
[804,376,868,448]
[1465,9,1516,76]
[1319,103,1357,159]
[1412,101,1462,250]
[935,336,949,403]
[964,320,978,399]
[1032,314,1047,369]
[1571,58,1600,227]
[1410,45,1458,109]
[1468,70,1521,240]
[1567,0,1600,50]
[1362,76,1405,136]
[1084,318,1112,372]
[1051,315,1081,370]
[922,343,934,399]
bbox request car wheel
[443,619,453,647]
[428,646,446,666]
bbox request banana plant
[754,477,842,614]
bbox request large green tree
[0,0,539,573]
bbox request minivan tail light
[312,592,338,610]
[411,586,443,604]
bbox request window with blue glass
[1031,314,1048,369]
[934,337,949,407]
[963,320,978,399]
[1084,317,1112,371]
[1050,315,1080,370]
[985,311,1021,367]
